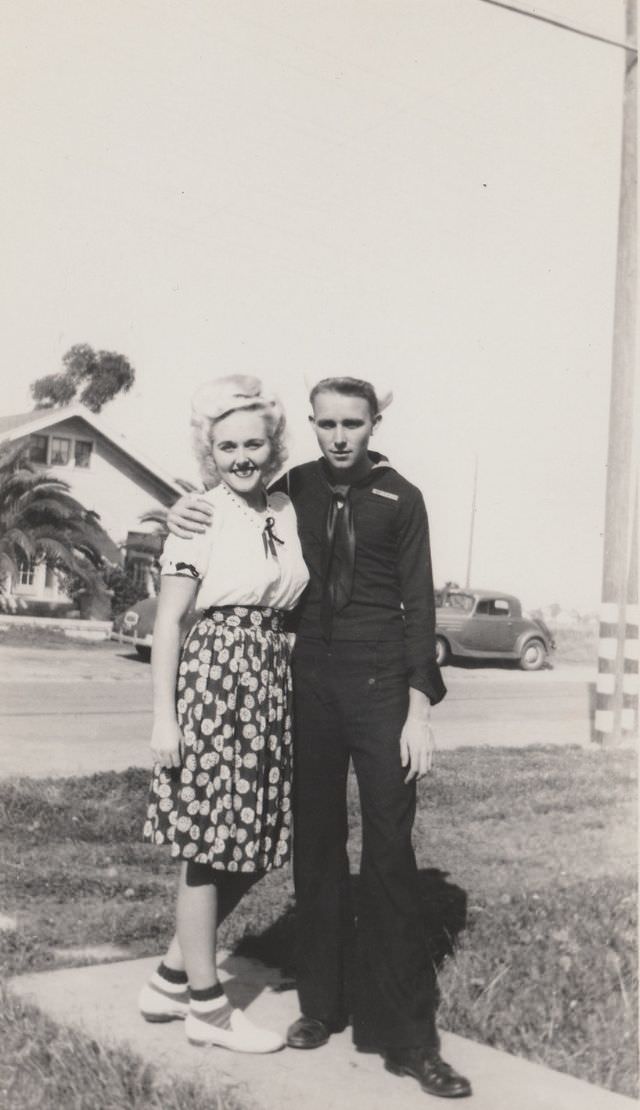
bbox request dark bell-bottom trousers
[292,638,439,1051]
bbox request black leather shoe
[286,1016,331,1049]
[385,1047,472,1099]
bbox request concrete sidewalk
[11,954,635,1110]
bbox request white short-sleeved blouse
[160,482,309,611]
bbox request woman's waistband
[200,605,286,632]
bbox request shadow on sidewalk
[236,867,467,983]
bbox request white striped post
[596,480,638,743]
[595,603,639,743]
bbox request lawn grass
[0,749,636,1101]
[0,986,245,1110]
[417,748,637,1093]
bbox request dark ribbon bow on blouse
[320,487,356,642]
[262,516,285,558]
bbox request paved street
[0,642,595,779]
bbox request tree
[137,479,200,597]
[103,564,149,616]
[30,344,135,414]
[0,442,119,611]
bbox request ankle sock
[150,963,189,996]
[158,962,188,985]
[190,982,233,1030]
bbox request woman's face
[211,409,272,499]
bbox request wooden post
[595,0,638,745]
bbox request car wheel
[435,636,450,666]
[520,639,546,671]
[135,645,152,662]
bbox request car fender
[514,629,550,656]
[436,629,471,657]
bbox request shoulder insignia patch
[372,488,399,501]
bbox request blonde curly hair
[190,374,288,490]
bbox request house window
[50,437,71,465]
[29,434,48,464]
[18,559,35,586]
[129,559,148,588]
[74,439,93,468]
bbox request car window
[476,598,511,617]
[444,593,474,613]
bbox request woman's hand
[150,717,183,769]
[167,494,213,538]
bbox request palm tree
[0,442,119,610]
[135,479,200,599]
[138,478,200,537]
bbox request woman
[138,375,309,1053]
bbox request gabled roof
[0,410,40,436]
[0,403,185,498]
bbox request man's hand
[167,494,213,538]
[400,713,435,783]
[150,718,183,769]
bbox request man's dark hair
[309,377,378,418]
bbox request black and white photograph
[0,2,637,1108]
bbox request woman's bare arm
[150,575,199,767]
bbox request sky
[0,0,629,611]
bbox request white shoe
[139,979,190,1022]
[186,1006,284,1053]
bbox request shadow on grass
[235,867,467,983]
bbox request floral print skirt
[143,606,292,872]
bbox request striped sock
[148,963,190,1002]
[158,962,188,985]
[190,983,234,1030]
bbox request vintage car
[112,597,158,660]
[112,597,196,660]
[434,588,555,670]
[115,588,553,671]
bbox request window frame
[17,558,36,587]
[50,436,72,466]
[74,439,93,468]
[29,434,49,465]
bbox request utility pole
[465,453,478,588]
[473,0,638,742]
[595,0,638,745]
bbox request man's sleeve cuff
[408,663,447,705]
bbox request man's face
[309,390,379,473]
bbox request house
[0,404,185,609]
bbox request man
[168,376,471,1099]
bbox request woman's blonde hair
[191,374,288,489]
